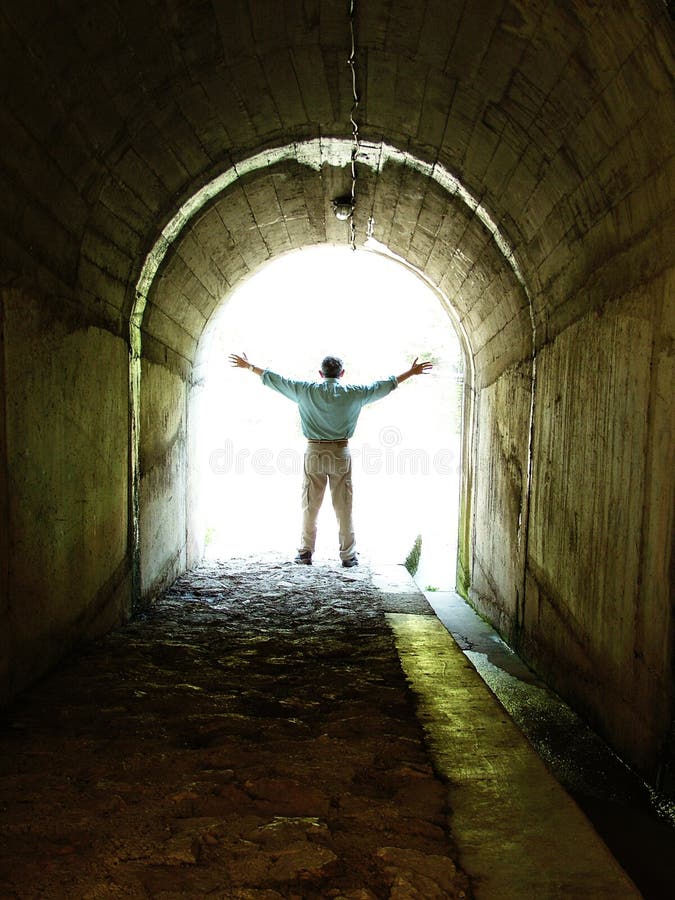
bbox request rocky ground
[0,556,472,899]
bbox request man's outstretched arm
[229,352,308,403]
[396,357,433,384]
[229,352,263,376]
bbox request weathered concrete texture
[389,613,640,899]
[145,155,531,384]
[0,0,672,801]
[465,253,675,784]
[1,287,131,703]
[139,356,189,601]
[469,361,532,638]
[2,1,671,384]
[467,261,675,781]
[524,300,673,776]
[0,288,9,702]
[0,558,471,899]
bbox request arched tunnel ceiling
[1,0,673,379]
[143,142,531,384]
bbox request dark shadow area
[0,557,471,898]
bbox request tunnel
[0,0,673,843]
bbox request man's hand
[397,357,433,384]
[229,352,262,376]
[408,357,433,377]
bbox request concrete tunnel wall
[0,1,673,790]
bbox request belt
[307,439,349,446]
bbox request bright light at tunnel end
[195,246,464,590]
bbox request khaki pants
[300,441,356,560]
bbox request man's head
[320,356,344,379]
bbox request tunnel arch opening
[0,0,671,796]
[192,244,466,587]
[130,137,533,606]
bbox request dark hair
[320,356,343,378]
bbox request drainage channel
[424,589,675,900]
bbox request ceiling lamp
[332,195,354,221]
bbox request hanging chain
[347,0,360,250]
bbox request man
[229,352,432,567]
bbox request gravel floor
[0,555,471,899]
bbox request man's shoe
[342,556,358,568]
[294,551,312,565]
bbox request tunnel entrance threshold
[0,556,636,897]
[193,243,465,594]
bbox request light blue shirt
[261,371,398,440]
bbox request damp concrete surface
[425,589,675,900]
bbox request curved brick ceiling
[1,1,673,381]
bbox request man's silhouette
[229,352,432,566]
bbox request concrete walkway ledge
[372,564,640,899]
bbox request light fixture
[332,195,354,221]
[347,0,359,248]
